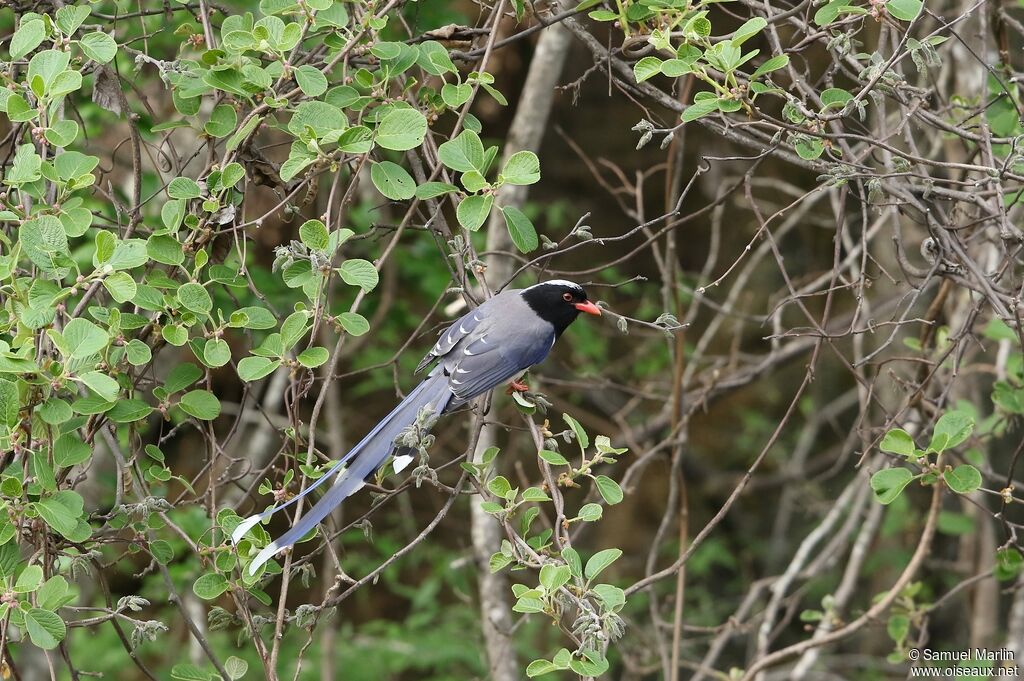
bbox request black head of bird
[520,279,602,337]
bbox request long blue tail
[233,370,453,575]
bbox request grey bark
[471,13,573,681]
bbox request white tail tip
[231,514,264,545]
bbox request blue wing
[415,305,489,374]
[444,328,554,405]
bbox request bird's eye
[562,292,573,302]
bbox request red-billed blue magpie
[232,280,601,574]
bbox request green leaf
[526,660,558,677]
[103,272,137,303]
[592,583,625,611]
[125,339,152,366]
[192,573,229,600]
[32,451,56,492]
[563,413,589,449]
[203,339,231,367]
[585,548,622,580]
[147,235,185,266]
[820,87,853,110]
[108,239,148,270]
[595,475,623,504]
[661,59,694,77]
[539,564,572,592]
[20,215,71,275]
[752,54,790,78]
[501,151,541,185]
[281,311,309,350]
[562,547,583,578]
[339,312,370,336]
[488,476,513,498]
[814,0,851,26]
[45,120,80,147]
[15,565,44,593]
[930,411,974,452]
[48,71,82,98]
[177,283,213,315]
[204,104,237,138]
[870,467,915,504]
[54,434,91,468]
[0,379,19,428]
[415,182,458,199]
[297,347,329,368]
[225,657,248,681]
[944,464,982,494]
[995,548,1024,581]
[294,65,328,96]
[179,390,221,420]
[168,177,202,199]
[57,6,91,35]
[521,487,550,502]
[11,19,46,60]
[162,199,186,232]
[539,449,570,466]
[36,575,70,610]
[441,82,472,108]
[489,552,514,573]
[299,219,330,251]
[62,319,107,359]
[106,399,153,423]
[232,306,278,330]
[337,126,373,153]
[370,161,416,200]
[502,206,538,253]
[35,490,85,539]
[633,56,663,83]
[171,664,213,681]
[227,114,262,152]
[794,137,825,160]
[338,259,378,292]
[150,540,174,565]
[461,170,490,193]
[376,108,428,151]
[80,32,117,63]
[577,503,603,521]
[569,654,609,676]
[417,41,457,75]
[457,194,493,232]
[80,371,119,402]
[886,0,921,20]
[438,130,485,173]
[238,356,280,381]
[732,17,767,45]
[880,428,915,458]
[162,325,189,347]
[221,162,245,188]
[38,399,72,425]
[25,608,66,649]
[682,98,721,123]
[70,395,115,415]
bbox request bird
[232,280,602,575]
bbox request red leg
[506,379,530,394]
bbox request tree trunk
[471,13,574,681]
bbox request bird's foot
[506,379,530,394]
